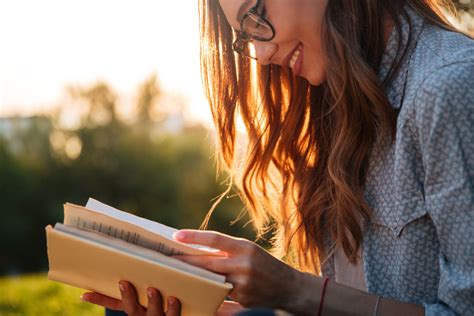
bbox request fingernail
[119,282,125,292]
[147,288,154,298]
[168,297,175,305]
[80,294,88,302]
[172,231,182,240]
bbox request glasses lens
[242,13,273,40]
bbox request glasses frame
[232,0,276,60]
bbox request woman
[82,0,474,315]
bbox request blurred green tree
[136,74,162,125]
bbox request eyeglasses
[232,0,275,60]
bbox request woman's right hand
[173,230,320,313]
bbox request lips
[282,42,304,75]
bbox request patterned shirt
[321,8,474,315]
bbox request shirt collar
[378,7,425,109]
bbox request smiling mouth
[289,44,303,69]
[282,42,303,69]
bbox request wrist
[281,270,322,315]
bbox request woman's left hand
[81,280,181,315]
[173,230,303,310]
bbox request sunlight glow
[64,136,82,160]
[0,0,213,127]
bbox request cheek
[271,27,298,44]
[268,10,301,43]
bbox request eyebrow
[237,0,253,22]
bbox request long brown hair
[199,0,457,273]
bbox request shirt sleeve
[414,62,474,315]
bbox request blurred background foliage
[0,274,103,315]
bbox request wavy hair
[198,0,457,273]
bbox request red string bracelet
[317,277,330,316]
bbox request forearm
[284,272,425,315]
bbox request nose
[253,41,277,65]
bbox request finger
[173,255,235,274]
[225,275,243,299]
[166,297,181,316]
[217,300,245,316]
[81,292,122,311]
[146,288,164,316]
[119,281,145,315]
[173,230,246,253]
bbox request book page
[53,223,226,284]
[86,198,177,239]
[63,202,221,256]
[85,198,219,253]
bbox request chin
[306,70,326,86]
[307,77,325,86]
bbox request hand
[81,280,181,316]
[173,230,301,310]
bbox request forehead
[218,0,253,29]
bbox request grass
[0,273,103,316]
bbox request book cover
[45,199,233,316]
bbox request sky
[0,0,213,126]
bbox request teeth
[289,44,302,68]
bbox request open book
[45,198,233,316]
